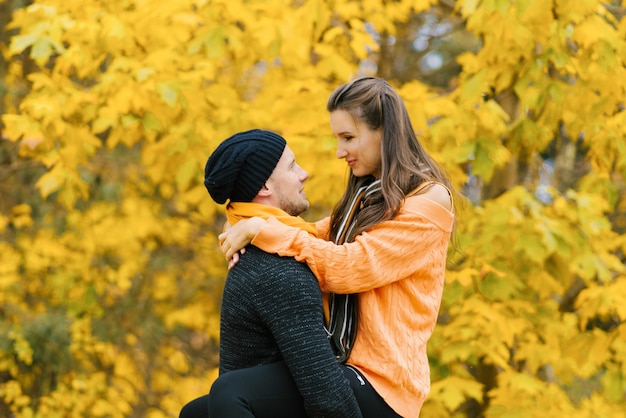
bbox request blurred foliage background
[1,0,626,417]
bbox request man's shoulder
[240,245,306,268]
[231,246,318,287]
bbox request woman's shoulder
[401,183,455,231]
[408,182,453,212]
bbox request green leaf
[30,37,62,64]
[478,272,519,301]
[9,33,38,54]
[157,82,178,107]
[460,68,487,103]
[35,171,61,198]
[142,112,162,133]
[176,159,197,190]
[472,140,497,181]
[92,117,115,134]
[120,114,139,127]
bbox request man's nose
[301,168,309,181]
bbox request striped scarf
[326,179,382,363]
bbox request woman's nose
[336,146,347,159]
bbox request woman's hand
[218,217,267,268]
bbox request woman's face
[330,110,382,178]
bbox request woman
[217,77,456,417]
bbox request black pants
[179,362,401,418]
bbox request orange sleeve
[251,196,454,294]
[314,217,331,240]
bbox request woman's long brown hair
[327,77,456,241]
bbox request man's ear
[257,184,271,197]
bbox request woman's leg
[209,362,308,418]
[341,365,402,418]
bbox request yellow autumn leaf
[429,375,483,410]
[2,0,626,416]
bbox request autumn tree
[1,0,625,417]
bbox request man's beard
[280,196,309,217]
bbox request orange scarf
[226,202,318,237]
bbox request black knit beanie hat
[204,129,287,204]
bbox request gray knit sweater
[219,245,362,418]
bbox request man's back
[219,245,359,416]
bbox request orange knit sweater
[251,194,454,418]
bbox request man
[179,129,362,418]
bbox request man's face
[265,146,310,216]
